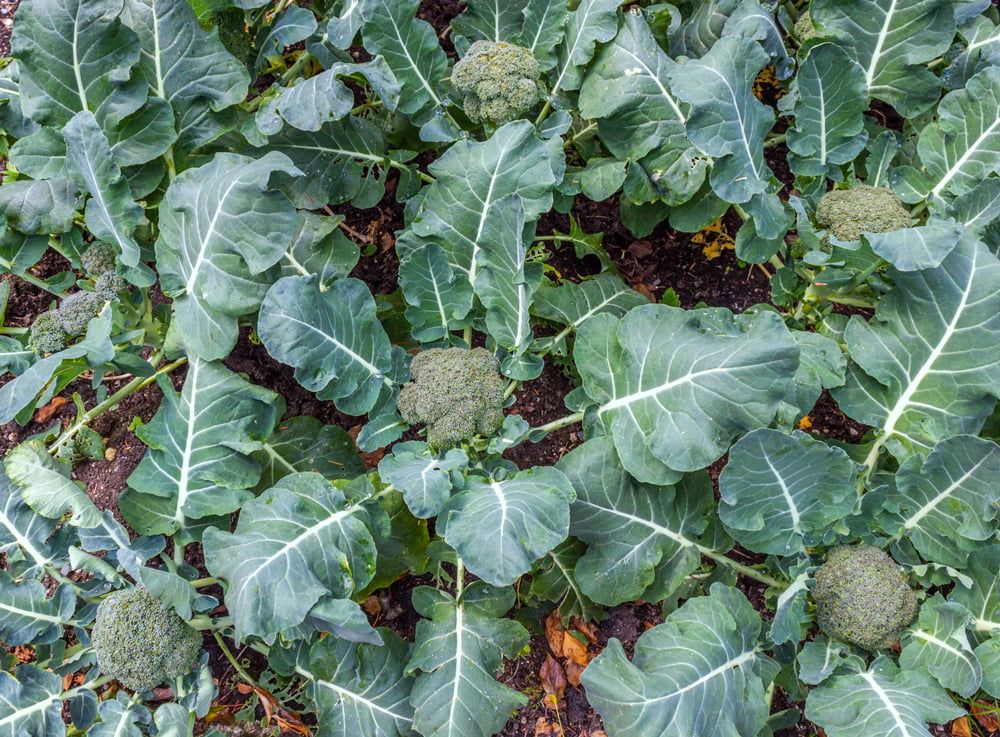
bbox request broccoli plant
[0,1,998,737]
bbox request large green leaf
[532,273,647,348]
[718,429,856,556]
[527,539,603,622]
[123,0,250,135]
[305,630,415,737]
[833,235,1000,469]
[120,359,279,535]
[811,0,956,116]
[864,220,964,272]
[574,305,798,483]
[519,0,569,72]
[556,437,711,606]
[258,275,397,416]
[670,36,774,204]
[879,435,1000,568]
[949,545,1000,633]
[805,656,965,737]
[0,575,75,646]
[583,585,772,737]
[0,475,60,579]
[398,244,473,343]
[548,0,620,99]
[204,473,387,642]
[900,596,982,698]
[451,0,528,53]
[578,11,704,205]
[254,415,365,491]
[280,212,359,290]
[5,440,102,528]
[155,151,300,360]
[11,0,144,129]
[378,441,467,519]
[0,665,64,737]
[62,111,143,268]
[786,43,869,179]
[407,581,528,737]
[404,121,559,288]
[899,67,1000,202]
[0,179,78,235]
[438,466,575,587]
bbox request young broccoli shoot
[450,41,546,125]
[28,310,67,354]
[811,544,918,651]
[92,587,203,691]
[80,242,118,278]
[396,347,506,447]
[794,11,820,42]
[57,290,103,336]
[815,184,910,242]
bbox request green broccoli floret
[396,347,506,447]
[95,272,126,300]
[450,41,546,125]
[80,242,117,278]
[815,184,910,242]
[92,587,203,691]
[57,291,103,336]
[812,544,918,651]
[794,11,820,42]
[28,310,67,354]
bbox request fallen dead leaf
[534,715,563,737]
[973,701,1000,732]
[565,661,586,688]
[539,654,566,699]
[362,595,381,617]
[34,396,69,424]
[949,716,972,737]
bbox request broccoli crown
[450,41,545,125]
[396,347,506,447]
[95,271,127,300]
[812,544,918,651]
[92,587,202,691]
[58,291,103,336]
[80,242,117,277]
[28,310,67,354]
[794,11,820,42]
[213,8,253,66]
[815,184,910,242]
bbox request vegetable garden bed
[0,2,999,737]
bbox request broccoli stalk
[396,347,506,447]
[811,544,918,651]
[92,587,203,691]
[450,41,546,125]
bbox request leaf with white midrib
[0,474,57,579]
[901,597,982,698]
[0,666,64,737]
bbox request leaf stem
[62,674,114,700]
[532,410,585,435]
[10,269,69,299]
[698,546,787,589]
[0,326,28,334]
[213,631,259,689]
[280,52,314,85]
[764,133,787,149]
[48,353,185,454]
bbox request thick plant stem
[280,52,313,85]
[0,326,28,335]
[48,353,185,454]
[62,674,114,700]
[698,546,787,589]
[188,615,233,631]
[764,133,787,149]
[533,410,585,435]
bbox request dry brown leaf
[362,595,381,617]
[571,618,599,644]
[564,661,586,688]
[534,716,563,737]
[949,716,973,737]
[539,654,566,699]
[34,396,69,424]
[235,683,254,695]
[973,701,1000,732]
[13,645,34,663]
[633,283,656,302]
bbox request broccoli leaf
[834,235,1000,470]
[120,359,279,535]
[574,305,798,483]
[901,597,982,698]
[398,243,474,343]
[254,415,365,491]
[719,429,857,556]
[583,585,773,737]
[155,152,300,360]
[557,437,712,606]
[0,574,75,646]
[548,0,620,99]
[438,466,575,587]
[304,629,415,737]
[203,472,387,642]
[519,0,569,72]
[811,0,956,117]
[5,440,102,529]
[805,656,965,737]
[528,538,603,622]
[407,582,528,737]
[532,273,648,350]
[880,435,1000,569]
[258,275,397,416]
[451,0,529,55]
[0,665,65,737]
[0,474,60,580]
[378,441,467,519]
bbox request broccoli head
[95,271,126,300]
[396,347,506,447]
[92,587,202,691]
[450,41,546,125]
[213,7,253,67]
[57,290,103,336]
[815,184,910,242]
[80,242,117,277]
[28,310,67,354]
[812,544,918,651]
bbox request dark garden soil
[0,4,954,737]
